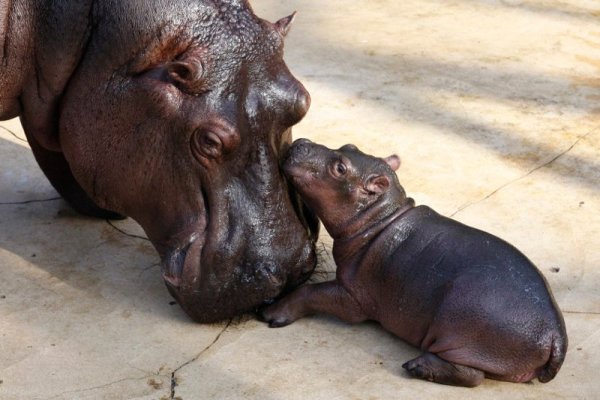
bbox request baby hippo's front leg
[261,281,367,327]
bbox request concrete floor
[1,0,599,399]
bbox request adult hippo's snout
[162,133,319,322]
[1,1,320,322]
[164,199,318,323]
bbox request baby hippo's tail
[538,332,568,383]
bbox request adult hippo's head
[0,0,318,322]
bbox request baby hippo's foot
[260,284,314,327]
[260,296,305,328]
[402,352,485,387]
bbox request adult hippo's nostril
[292,85,311,124]
[271,73,311,126]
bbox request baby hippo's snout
[284,138,314,165]
[283,138,337,176]
[293,138,313,147]
[282,139,321,185]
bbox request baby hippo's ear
[366,175,390,195]
[384,155,401,171]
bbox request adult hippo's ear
[274,12,297,37]
[384,155,401,171]
[166,56,206,95]
[140,48,208,96]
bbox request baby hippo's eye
[332,160,348,177]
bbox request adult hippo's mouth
[159,142,320,323]
[161,188,318,288]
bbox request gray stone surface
[1,0,599,398]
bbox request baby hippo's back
[273,139,567,384]
[369,205,567,381]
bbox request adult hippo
[0,0,318,322]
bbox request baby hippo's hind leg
[403,352,485,387]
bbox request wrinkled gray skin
[262,139,567,387]
[0,0,319,322]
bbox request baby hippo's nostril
[290,139,312,159]
[283,138,316,173]
[294,138,312,146]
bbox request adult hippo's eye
[191,121,241,166]
[199,132,223,157]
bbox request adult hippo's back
[0,0,319,322]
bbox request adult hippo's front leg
[2,0,120,219]
[24,132,124,220]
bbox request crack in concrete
[449,125,599,218]
[563,310,600,316]
[105,219,149,241]
[138,262,160,278]
[38,373,169,400]
[0,197,61,205]
[0,125,27,142]
[309,241,337,283]
[170,319,233,399]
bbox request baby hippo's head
[283,139,403,237]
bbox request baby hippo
[262,139,567,387]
